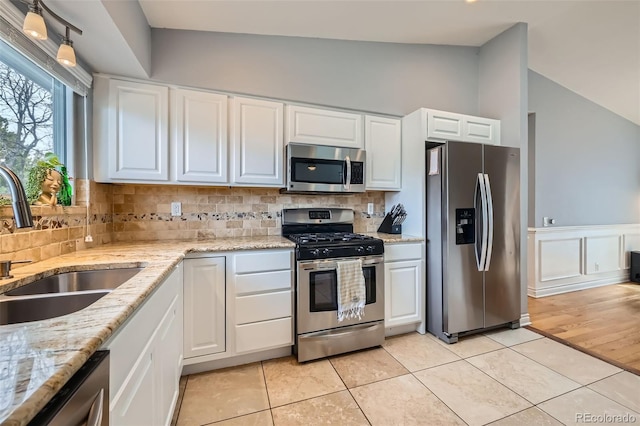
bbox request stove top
[282,208,384,260]
[287,232,378,245]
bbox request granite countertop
[0,236,294,426]
[367,233,424,243]
[0,233,421,425]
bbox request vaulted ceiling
[24,0,640,125]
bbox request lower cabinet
[183,257,226,359]
[104,263,183,426]
[183,249,294,366]
[384,243,424,333]
[233,250,294,354]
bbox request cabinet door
[365,115,401,190]
[426,109,463,141]
[110,351,155,426]
[108,79,169,181]
[463,116,501,145]
[155,281,183,425]
[286,105,363,148]
[183,257,226,358]
[174,89,228,183]
[385,260,422,328]
[230,97,283,186]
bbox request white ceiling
[29,0,640,125]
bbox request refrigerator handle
[483,173,494,271]
[474,173,488,271]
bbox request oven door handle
[300,256,384,270]
[301,322,382,339]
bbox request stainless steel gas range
[282,208,385,362]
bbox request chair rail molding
[527,223,640,297]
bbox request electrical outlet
[171,202,182,217]
[595,262,600,272]
[367,203,374,215]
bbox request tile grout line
[327,356,373,425]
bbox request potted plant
[26,153,72,206]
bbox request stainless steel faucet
[0,165,34,228]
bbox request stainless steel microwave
[286,143,366,193]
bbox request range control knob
[310,249,320,257]
[322,248,331,256]
[366,245,376,253]
[356,246,365,254]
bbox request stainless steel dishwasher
[28,351,109,426]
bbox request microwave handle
[344,156,351,191]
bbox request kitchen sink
[4,267,143,296]
[0,267,144,325]
[0,291,110,325]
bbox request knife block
[377,214,402,234]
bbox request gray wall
[477,23,529,320]
[529,70,640,227]
[150,30,480,116]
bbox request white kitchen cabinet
[104,78,169,181]
[105,263,183,426]
[384,243,424,333]
[286,105,363,148]
[425,109,500,145]
[232,250,293,354]
[426,109,464,141]
[183,257,226,360]
[230,97,284,186]
[463,115,500,145]
[173,89,228,183]
[365,115,402,190]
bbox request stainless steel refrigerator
[426,141,520,343]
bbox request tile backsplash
[1,182,387,265]
[0,180,113,265]
[112,185,386,242]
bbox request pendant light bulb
[23,10,47,40]
[57,36,76,67]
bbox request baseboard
[181,346,292,375]
[519,313,531,327]
[528,273,628,298]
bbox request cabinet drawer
[235,317,293,353]
[385,243,422,262]
[234,250,292,274]
[235,270,291,295]
[236,290,292,324]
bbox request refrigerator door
[483,145,520,328]
[444,142,484,335]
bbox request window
[0,38,67,197]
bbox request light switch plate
[367,203,374,215]
[171,202,182,217]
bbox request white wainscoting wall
[527,224,640,297]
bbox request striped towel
[336,259,366,322]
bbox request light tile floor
[174,328,640,425]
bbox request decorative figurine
[26,153,72,206]
[34,168,62,206]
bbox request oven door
[297,255,384,334]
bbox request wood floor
[528,282,640,375]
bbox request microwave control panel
[351,162,364,184]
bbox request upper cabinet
[173,89,228,183]
[94,76,284,187]
[425,109,500,145]
[365,115,401,191]
[97,78,169,182]
[286,105,363,148]
[230,97,284,186]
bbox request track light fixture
[21,0,82,67]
